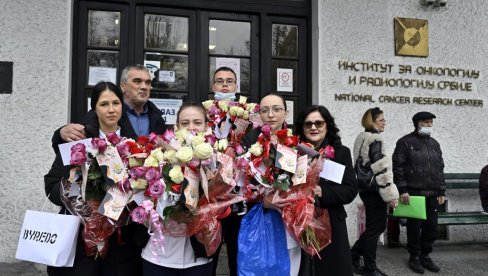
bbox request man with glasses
[212,66,238,101]
[53,64,166,144]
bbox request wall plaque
[394,17,429,57]
[0,61,13,94]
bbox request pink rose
[70,151,86,166]
[261,124,272,138]
[146,181,165,199]
[71,143,86,152]
[162,129,176,142]
[325,145,335,159]
[116,142,130,158]
[145,167,160,183]
[130,206,147,224]
[91,138,107,153]
[253,104,260,113]
[130,166,147,179]
[107,132,121,145]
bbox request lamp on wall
[420,0,447,7]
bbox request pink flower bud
[261,124,272,138]
[107,132,121,145]
[70,151,86,166]
[91,138,107,153]
[146,181,165,199]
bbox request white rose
[229,106,239,116]
[194,143,214,160]
[236,107,245,117]
[169,165,184,184]
[202,100,214,110]
[176,146,194,163]
[249,142,263,156]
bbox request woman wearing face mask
[44,82,145,276]
[240,93,302,276]
[350,107,399,276]
[141,102,214,276]
[294,105,358,276]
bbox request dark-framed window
[71,0,311,126]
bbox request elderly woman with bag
[350,107,399,276]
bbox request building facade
[0,0,487,262]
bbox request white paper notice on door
[277,68,293,92]
[88,67,117,85]
[216,57,241,92]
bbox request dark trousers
[351,192,387,272]
[406,196,438,257]
[212,211,242,276]
[143,259,213,276]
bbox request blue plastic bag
[237,203,290,276]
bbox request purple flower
[130,206,147,224]
[91,137,107,153]
[146,181,165,198]
[116,142,130,157]
[107,132,121,145]
[70,151,86,166]
[130,166,147,179]
[261,124,272,138]
[145,167,161,183]
[162,129,176,142]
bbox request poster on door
[151,98,183,125]
[216,58,241,92]
[277,68,293,92]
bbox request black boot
[420,255,440,272]
[408,255,425,274]
[351,250,365,274]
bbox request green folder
[393,196,427,220]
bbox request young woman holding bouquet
[141,102,214,276]
[350,107,399,276]
[294,105,358,276]
[240,93,302,276]
[44,81,145,276]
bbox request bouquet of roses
[202,96,261,156]
[62,133,132,258]
[278,148,334,257]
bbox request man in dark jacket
[392,111,445,274]
[479,165,488,213]
[52,64,166,148]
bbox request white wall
[0,0,72,262]
[317,0,488,243]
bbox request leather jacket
[392,131,446,197]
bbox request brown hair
[361,107,383,131]
[176,102,208,125]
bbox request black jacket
[44,120,145,276]
[51,100,166,152]
[242,128,358,276]
[392,132,446,197]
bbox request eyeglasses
[214,78,236,85]
[259,106,285,115]
[131,78,152,87]
[303,120,326,129]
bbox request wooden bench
[438,173,487,225]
